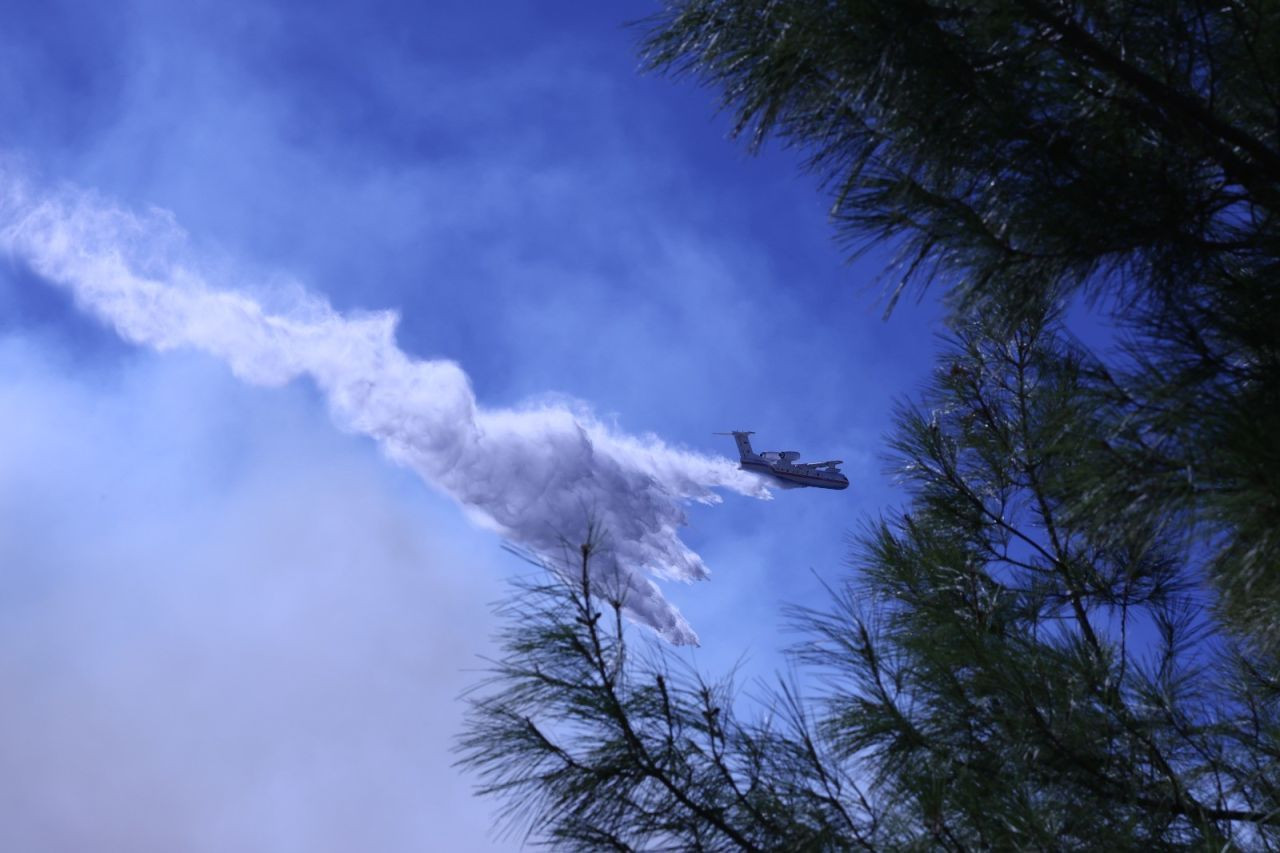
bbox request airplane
[715,431,849,490]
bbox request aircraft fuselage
[718,431,850,490]
[741,458,849,489]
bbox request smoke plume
[0,172,770,644]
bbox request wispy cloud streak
[0,170,770,643]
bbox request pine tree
[458,306,1279,849]
[641,0,1280,644]
[459,2,1280,847]
[458,537,878,850]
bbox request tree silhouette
[459,2,1280,847]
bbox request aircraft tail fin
[713,431,757,462]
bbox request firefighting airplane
[716,431,849,490]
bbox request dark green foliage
[641,0,1279,311]
[642,0,1280,643]
[457,538,877,850]
[460,316,1280,849]
[458,2,1280,848]
[797,310,1280,848]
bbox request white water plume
[0,172,770,644]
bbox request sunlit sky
[0,1,946,849]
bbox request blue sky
[0,1,945,848]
